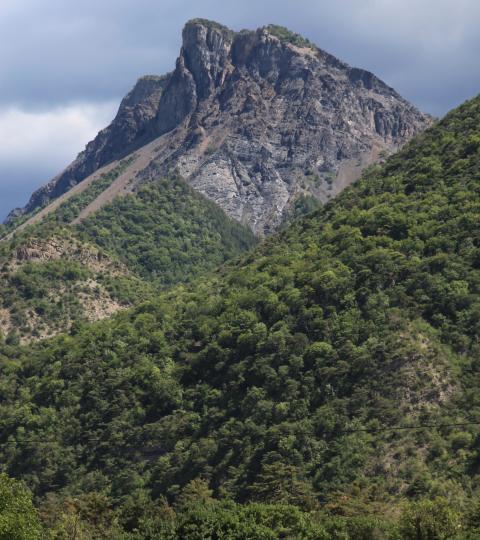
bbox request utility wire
[0,421,479,446]
[338,421,480,434]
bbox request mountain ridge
[6,19,432,235]
[0,172,256,342]
[0,93,479,537]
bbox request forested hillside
[1,95,480,537]
[0,174,255,341]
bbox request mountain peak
[261,24,315,48]
[7,19,432,235]
[180,19,235,101]
[184,18,235,34]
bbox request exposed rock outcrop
[8,20,432,235]
[16,74,170,210]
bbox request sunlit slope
[1,95,479,513]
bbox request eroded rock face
[15,74,171,210]
[10,20,432,235]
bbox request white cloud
[0,101,117,220]
[0,102,117,169]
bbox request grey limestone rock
[9,20,432,235]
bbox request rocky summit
[11,19,431,235]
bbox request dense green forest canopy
[0,175,255,341]
[75,177,256,285]
[1,95,480,537]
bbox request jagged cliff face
[22,74,171,209]
[12,20,432,235]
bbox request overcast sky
[1,0,479,221]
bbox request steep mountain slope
[0,173,255,341]
[8,19,431,235]
[1,94,479,535]
[0,228,147,343]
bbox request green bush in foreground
[0,474,42,540]
[35,493,480,539]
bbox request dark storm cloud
[0,166,53,221]
[2,0,479,114]
[0,0,479,220]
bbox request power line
[0,421,479,447]
[338,421,480,434]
